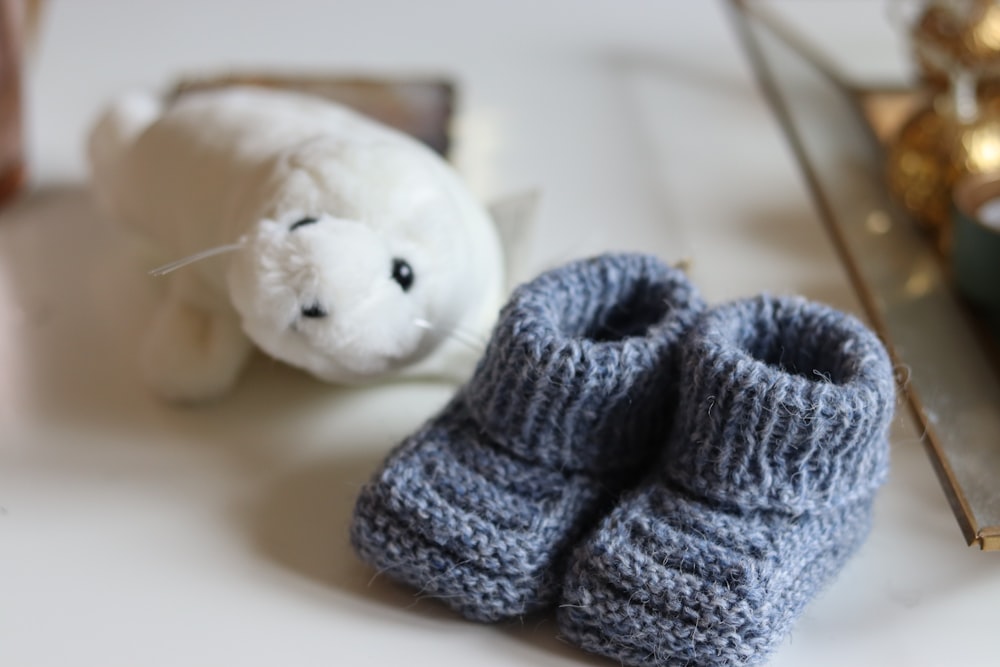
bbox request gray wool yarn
[350,253,704,622]
[558,294,896,667]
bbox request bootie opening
[529,256,690,345]
[734,297,869,388]
[588,276,677,343]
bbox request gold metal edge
[726,0,989,549]
[901,381,983,547]
[841,92,987,548]
[978,525,1000,550]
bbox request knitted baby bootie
[350,253,704,622]
[558,295,896,667]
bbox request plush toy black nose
[301,303,328,318]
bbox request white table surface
[1,1,995,666]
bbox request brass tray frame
[730,0,1000,549]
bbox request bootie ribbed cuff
[464,254,704,476]
[665,295,895,514]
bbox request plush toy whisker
[149,242,246,277]
[413,318,486,352]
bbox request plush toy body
[89,86,505,401]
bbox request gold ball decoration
[886,95,1000,248]
[911,0,1000,84]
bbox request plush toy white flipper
[89,86,505,402]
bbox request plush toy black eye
[290,216,319,231]
[391,258,414,292]
[301,303,328,318]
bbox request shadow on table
[0,185,425,458]
[248,438,616,664]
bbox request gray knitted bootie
[350,253,704,622]
[558,295,896,667]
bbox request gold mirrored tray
[731,0,1000,549]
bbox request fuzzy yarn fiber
[558,294,896,667]
[350,253,704,622]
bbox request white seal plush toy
[88,86,505,402]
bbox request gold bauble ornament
[886,95,1000,250]
[910,0,1000,85]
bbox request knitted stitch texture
[350,253,704,622]
[558,294,896,667]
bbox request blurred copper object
[0,0,25,206]
[886,95,1000,251]
[173,74,455,157]
[888,1,1000,248]
[909,0,1000,87]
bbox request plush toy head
[89,85,505,400]
[225,134,500,384]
